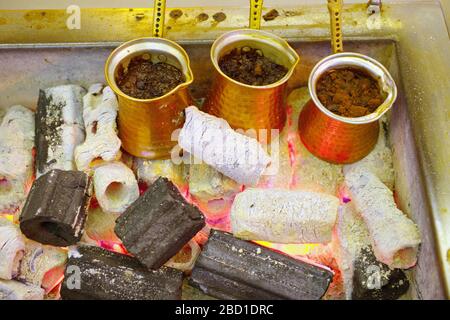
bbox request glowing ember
[337,185,352,204]
[178,184,193,203]
[99,240,128,255]
[255,241,320,257]
[138,181,149,195]
[287,134,297,168]
[0,177,9,187]
[89,197,100,209]
[24,175,34,194]
[286,104,293,127]
[42,265,65,294]
[2,214,14,222]
[193,226,210,246]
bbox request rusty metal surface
[0,2,448,298]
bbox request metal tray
[0,3,448,299]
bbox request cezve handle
[327,0,344,53]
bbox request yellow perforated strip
[327,0,344,53]
[152,0,166,37]
[249,0,263,29]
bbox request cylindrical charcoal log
[60,245,183,300]
[20,169,91,246]
[178,106,271,186]
[0,218,25,280]
[36,84,86,176]
[0,279,44,300]
[0,105,35,213]
[93,162,139,214]
[18,240,67,289]
[115,177,205,270]
[333,203,409,300]
[165,240,201,274]
[84,206,120,243]
[344,170,421,269]
[75,84,122,172]
[134,157,184,186]
[189,230,333,300]
[231,188,339,244]
[343,117,394,190]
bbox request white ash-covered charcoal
[134,157,184,186]
[333,203,409,299]
[18,240,67,289]
[36,84,86,176]
[0,218,25,280]
[189,230,333,300]
[75,84,122,172]
[120,151,135,170]
[0,105,35,213]
[178,106,271,186]
[345,170,421,269]
[291,139,344,194]
[333,203,369,298]
[93,161,139,214]
[231,188,339,244]
[165,240,201,274]
[84,206,120,243]
[20,169,91,247]
[188,160,240,202]
[344,117,394,190]
[60,245,183,300]
[0,279,44,300]
[115,177,205,270]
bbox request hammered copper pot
[105,37,193,159]
[298,52,397,164]
[204,29,300,140]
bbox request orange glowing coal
[255,241,320,257]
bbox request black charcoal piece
[352,247,409,300]
[115,177,206,270]
[20,169,90,246]
[189,230,333,300]
[60,245,183,300]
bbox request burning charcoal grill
[0,1,448,301]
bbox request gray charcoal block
[115,177,205,270]
[60,245,183,300]
[20,169,90,246]
[189,230,333,300]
